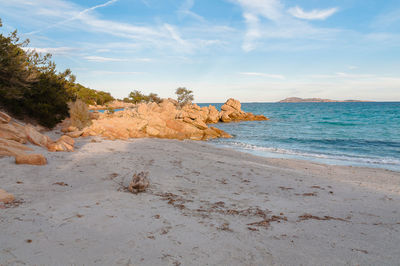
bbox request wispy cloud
[27,0,120,35]
[178,0,205,21]
[23,47,79,55]
[310,72,375,79]
[231,0,341,51]
[372,8,400,28]
[90,70,146,75]
[240,72,285,79]
[84,55,153,63]
[288,6,338,20]
[84,56,128,62]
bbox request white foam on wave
[214,141,400,167]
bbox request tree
[128,90,148,104]
[0,19,70,127]
[147,93,161,103]
[175,87,194,107]
[0,18,114,128]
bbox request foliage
[0,19,70,127]
[67,83,114,106]
[175,87,194,107]
[68,99,91,129]
[128,90,148,104]
[127,90,162,104]
[147,93,162,104]
[0,18,114,127]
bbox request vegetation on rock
[175,87,194,107]
[124,90,162,104]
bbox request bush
[175,87,194,107]
[68,99,91,129]
[0,19,69,127]
[126,90,162,104]
[0,18,114,128]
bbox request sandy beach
[1,136,400,265]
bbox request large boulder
[48,135,74,152]
[219,98,268,122]
[25,125,52,148]
[0,138,33,157]
[15,154,47,165]
[206,106,220,123]
[222,98,241,111]
[66,130,84,138]
[0,123,28,143]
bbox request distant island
[278,97,368,103]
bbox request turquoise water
[94,108,124,113]
[199,102,400,171]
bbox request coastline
[1,137,399,265]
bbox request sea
[198,102,400,172]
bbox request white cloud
[310,72,375,79]
[178,0,205,21]
[335,72,374,79]
[27,0,120,35]
[90,70,145,75]
[84,56,152,63]
[240,72,285,79]
[84,56,128,62]
[288,6,338,20]
[23,47,79,55]
[230,0,341,51]
[232,0,283,21]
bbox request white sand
[1,137,399,265]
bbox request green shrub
[0,18,114,128]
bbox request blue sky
[1,0,399,102]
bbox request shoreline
[207,140,400,172]
[1,137,400,265]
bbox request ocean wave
[215,141,400,166]
[317,121,358,126]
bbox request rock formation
[0,111,75,165]
[74,98,267,141]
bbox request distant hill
[278,97,366,103]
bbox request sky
[1,0,400,102]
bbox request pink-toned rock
[25,125,52,148]
[223,98,241,111]
[48,135,74,152]
[0,123,27,143]
[206,105,220,123]
[0,111,11,124]
[191,119,208,130]
[15,154,47,165]
[66,130,83,138]
[219,98,268,122]
[0,189,14,204]
[0,138,33,157]
[79,98,263,141]
[210,127,233,139]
